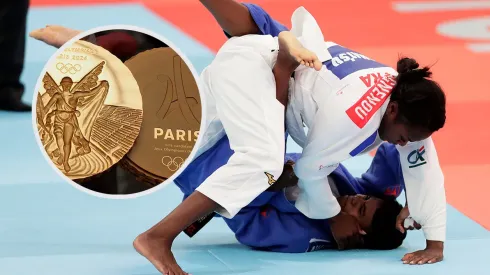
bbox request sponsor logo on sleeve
[407,146,427,168]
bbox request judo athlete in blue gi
[177,140,408,253]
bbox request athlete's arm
[396,138,446,262]
[201,1,289,37]
[273,57,294,108]
[199,0,260,36]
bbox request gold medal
[121,47,201,185]
[35,40,143,180]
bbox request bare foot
[277,31,323,71]
[133,233,189,275]
[29,25,81,48]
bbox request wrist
[426,240,444,250]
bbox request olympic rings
[161,156,185,172]
[56,62,82,74]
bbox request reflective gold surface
[35,40,143,180]
[122,47,201,185]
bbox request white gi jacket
[287,7,447,242]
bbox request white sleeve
[397,138,447,241]
[291,83,344,219]
[292,78,375,219]
[294,166,341,219]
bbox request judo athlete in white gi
[30,2,448,274]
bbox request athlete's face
[337,195,382,231]
[378,102,431,146]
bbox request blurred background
[0,0,488,274]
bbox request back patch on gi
[324,45,388,80]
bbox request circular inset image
[32,26,203,197]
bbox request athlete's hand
[329,212,366,250]
[395,205,421,232]
[405,218,422,231]
[395,205,410,233]
[267,161,298,192]
[402,241,444,265]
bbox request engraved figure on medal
[35,40,143,180]
[37,62,108,172]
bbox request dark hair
[390,57,446,132]
[363,198,407,250]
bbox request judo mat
[0,0,488,274]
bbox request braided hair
[390,57,446,132]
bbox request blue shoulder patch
[349,131,378,157]
[323,45,389,79]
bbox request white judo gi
[195,7,447,242]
